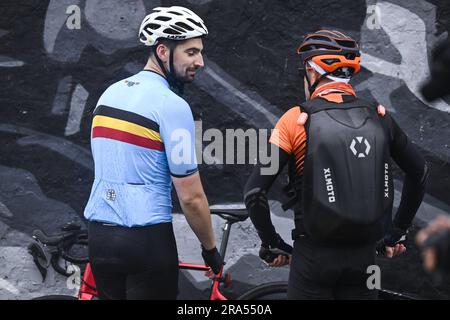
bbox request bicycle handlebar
[33,229,73,246]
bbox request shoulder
[276,106,301,127]
[97,75,143,106]
[158,92,193,124]
[164,92,190,110]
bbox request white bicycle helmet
[139,6,208,46]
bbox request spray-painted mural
[0,0,449,299]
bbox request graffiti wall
[0,0,449,299]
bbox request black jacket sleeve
[243,145,290,245]
[387,114,429,230]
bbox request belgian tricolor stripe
[92,105,164,151]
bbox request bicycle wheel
[237,282,288,300]
[378,289,421,300]
[32,295,77,300]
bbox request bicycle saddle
[210,203,249,222]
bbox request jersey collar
[311,82,356,103]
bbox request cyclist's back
[85,70,197,227]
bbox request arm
[160,97,222,272]
[244,147,290,245]
[173,172,215,250]
[244,147,292,266]
[378,114,429,257]
[389,115,429,231]
[244,108,302,264]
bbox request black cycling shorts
[88,221,179,300]
[287,236,379,300]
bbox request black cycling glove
[201,246,223,274]
[259,233,293,264]
[376,227,408,255]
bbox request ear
[305,64,319,83]
[155,43,170,63]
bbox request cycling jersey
[84,71,198,227]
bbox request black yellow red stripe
[92,127,164,151]
[92,105,164,151]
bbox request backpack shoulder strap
[299,97,333,115]
[300,96,378,115]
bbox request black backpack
[297,96,394,245]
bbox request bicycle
[29,203,290,300]
[28,222,88,280]
[29,203,423,300]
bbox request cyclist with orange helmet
[244,30,428,299]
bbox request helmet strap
[307,71,332,97]
[169,49,185,95]
[153,44,185,96]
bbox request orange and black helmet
[297,30,361,78]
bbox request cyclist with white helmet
[84,6,222,300]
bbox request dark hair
[149,39,177,58]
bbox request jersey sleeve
[269,107,301,154]
[159,96,198,178]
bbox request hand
[376,227,408,258]
[268,254,291,268]
[416,215,450,244]
[259,234,293,267]
[201,246,223,275]
[416,215,450,272]
[297,112,308,125]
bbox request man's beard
[174,68,196,83]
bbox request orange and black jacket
[244,82,428,245]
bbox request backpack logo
[384,163,389,198]
[350,137,371,158]
[323,168,336,203]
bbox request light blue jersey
[84,71,198,227]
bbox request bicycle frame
[77,215,239,300]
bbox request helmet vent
[187,18,204,29]
[322,58,340,65]
[155,16,171,22]
[175,22,194,31]
[146,23,160,30]
[301,43,338,52]
[163,28,182,35]
[335,39,357,48]
[168,11,183,16]
[309,35,331,42]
